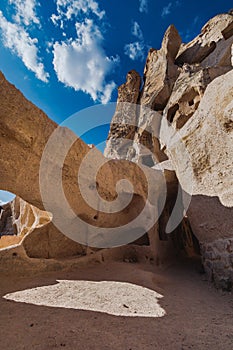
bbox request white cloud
[125,21,145,61]
[9,0,40,26]
[124,42,145,61]
[53,19,118,103]
[52,0,105,26]
[161,1,181,18]
[132,21,143,41]
[161,2,172,18]
[0,11,49,82]
[139,0,148,13]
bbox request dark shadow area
[176,41,217,65]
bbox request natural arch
[0,72,172,259]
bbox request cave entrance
[158,200,201,265]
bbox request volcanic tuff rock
[105,24,182,164]
[105,13,233,289]
[0,13,232,288]
[176,14,233,65]
[0,197,86,258]
[0,70,169,261]
[104,70,141,160]
[141,25,181,110]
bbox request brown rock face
[117,70,141,104]
[0,197,85,258]
[104,70,141,160]
[0,13,232,289]
[106,14,233,289]
[0,70,168,259]
[105,24,182,165]
[141,25,181,110]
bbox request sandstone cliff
[105,13,233,290]
[0,13,232,289]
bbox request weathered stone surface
[161,69,233,208]
[117,70,141,104]
[105,14,233,289]
[141,25,181,110]
[201,237,233,290]
[0,71,168,256]
[176,14,233,65]
[0,13,233,287]
[0,196,86,258]
[104,70,140,160]
[187,196,233,244]
[12,196,51,237]
[22,221,86,259]
[201,33,233,68]
[0,202,16,237]
[105,25,181,165]
[163,65,231,129]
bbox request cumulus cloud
[139,0,148,13]
[124,21,145,61]
[53,19,118,103]
[9,0,40,26]
[0,11,49,82]
[161,2,172,18]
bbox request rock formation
[0,13,232,289]
[0,197,86,258]
[105,13,233,290]
[0,69,170,263]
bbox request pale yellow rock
[1,13,233,278]
[0,71,167,256]
[12,196,51,237]
[176,14,233,65]
[163,65,230,129]
[161,69,233,208]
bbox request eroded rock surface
[0,13,232,288]
[0,70,167,260]
[0,197,85,258]
[141,25,181,110]
[176,14,233,65]
[105,13,233,289]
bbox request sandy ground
[0,259,232,350]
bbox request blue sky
[0,0,232,204]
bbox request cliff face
[0,67,167,261]
[105,13,233,290]
[0,13,232,289]
[0,197,86,258]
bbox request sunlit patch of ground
[3,280,166,318]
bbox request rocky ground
[0,259,232,350]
